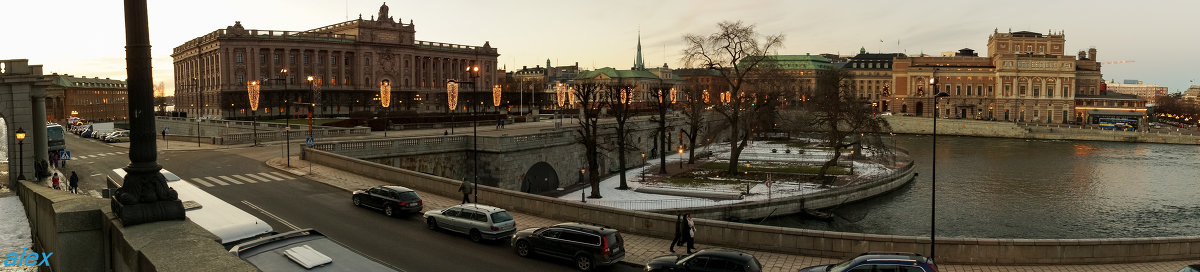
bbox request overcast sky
[3,0,1197,96]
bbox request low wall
[15,180,256,272]
[885,116,1200,145]
[155,116,371,145]
[303,147,1200,264]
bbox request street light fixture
[641,153,646,182]
[928,75,950,259]
[247,80,260,146]
[381,80,391,137]
[16,127,26,180]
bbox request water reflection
[757,135,1200,238]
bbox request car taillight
[600,236,610,255]
[398,201,408,206]
[490,225,499,231]
[418,199,423,205]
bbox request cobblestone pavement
[265,156,1196,272]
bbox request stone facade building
[172,3,500,119]
[1105,81,1168,100]
[44,74,129,123]
[890,30,1107,123]
[844,50,906,112]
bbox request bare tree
[682,21,785,174]
[806,68,894,185]
[571,82,606,198]
[602,82,638,189]
[154,81,169,113]
[680,85,707,164]
[645,83,674,174]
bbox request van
[112,168,273,247]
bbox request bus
[112,168,274,247]
[1098,118,1137,131]
[47,123,66,152]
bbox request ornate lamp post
[555,82,566,128]
[492,84,502,108]
[381,80,391,137]
[928,75,950,259]
[15,128,26,180]
[247,80,260,146]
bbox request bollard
[581,191,586,203]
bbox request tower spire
[634,30,645,70]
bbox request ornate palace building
[172,3,500,119]
[890,30,1107,123]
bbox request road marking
[241,200,300,231]
[187,178,215,187]
[231,174,258,184]
[203,176,229,186]
[218,176,243,185]
[270,172,294,180]
[244,173,272,182]
[258,173,286,181]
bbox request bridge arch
[520,161,559,194]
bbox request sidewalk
[263,156,1195,272]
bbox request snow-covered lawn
[558,141,904,211]
[0,195,33,256]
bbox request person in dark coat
[458,179,473,204]
[669,214,684,253]
[69,171,80,194]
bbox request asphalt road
[60,132,642,272]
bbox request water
[757,135,1200,239]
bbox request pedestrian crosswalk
[73,151,128,160]
[182,172,296,187]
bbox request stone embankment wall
[885,116,1200,145]
[154,116,370,145]
[14,180,254,272]
[304,147,1200,264]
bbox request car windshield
[828,258,856,272]
[490,211,513,223]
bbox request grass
[701,161,850,175]
[261,118,343,126]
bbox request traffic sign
[60,150,72,161]
[305,137,314,147]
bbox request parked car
[1180,264,1200,272]
[645,249,762,272]
[351,185,423,217]
[423,204,516,242]
[229,228,398,271]
[796,252,938,272]
[511,222,626,271]
[104,130,130,142]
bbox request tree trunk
[688,133,698,164]
[617,122,629,190]
[727,115,741,174]
[587,137,602,198]
[658,110,668,174]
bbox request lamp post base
[110,167,185,226]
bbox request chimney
[1088,47,1097,61]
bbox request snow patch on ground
[0,196,33,254]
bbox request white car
[423,204,516,242]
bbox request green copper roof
[48,75,128,89]
[576,67,660,80]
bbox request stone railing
[302,147,1200,265]
[154,117,370,145]
[14,180,255,272]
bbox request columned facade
[172,3,500,119]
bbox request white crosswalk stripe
[244,173,272,182]
[218,176,243,185]
[258,173,286,181]
[270,172,294,180]
[187,178,215,187]
[231,174,258,184]
[204,176,229,186]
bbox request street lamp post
[470,65,480,204]
[641,153,646,182]
[193,77,202,147]
[247,80,260,146]
[381,80,391,137]
[16,128,26,181]
[929,75,950,259]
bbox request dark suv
[352,185,423,217]
[796,252,938,272]
[645,248,763,272]
[511,222,625,271]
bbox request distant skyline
[3,0,1198,96]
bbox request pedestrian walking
[51,173,61,190]
[496,118,502,129]
[669,214,684,253]
[69,171,80,194]
[685,213,696,254]
[458,179,473,204]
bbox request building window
[1019,85,1026,96]
[331,56,337,65]
[304,55,310,64]
[1033,86,1040,97]
[1063,86,1070,96]
[236,53,243,63]
[1005,62,1013,67]
[331,77,336,85]
[273,54,279,64]
[289,55,295,65]
[259,54,265,63]
[966,85,972,96]
[365,57,370,67]
[344,56,351,66]
[237,74,244,84]
[955,85,962,96]
[317,55,323,64]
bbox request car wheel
[469,229,483,243]
[574,254,594,271]
[426,218,438,230]
[515,240,532,257]
[352,196,361,206]
[385,205,395,217]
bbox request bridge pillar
[1,59,51,187]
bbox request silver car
[423,204,516,242]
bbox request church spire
[634,30,645,70]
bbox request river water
[758,135,1200,239]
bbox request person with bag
[669,214,684,253]
[69,171,80,194]
[685,213,697,254]
[51,173,61,190]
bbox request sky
[3,0,1198,96]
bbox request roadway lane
[160,148,641,272]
